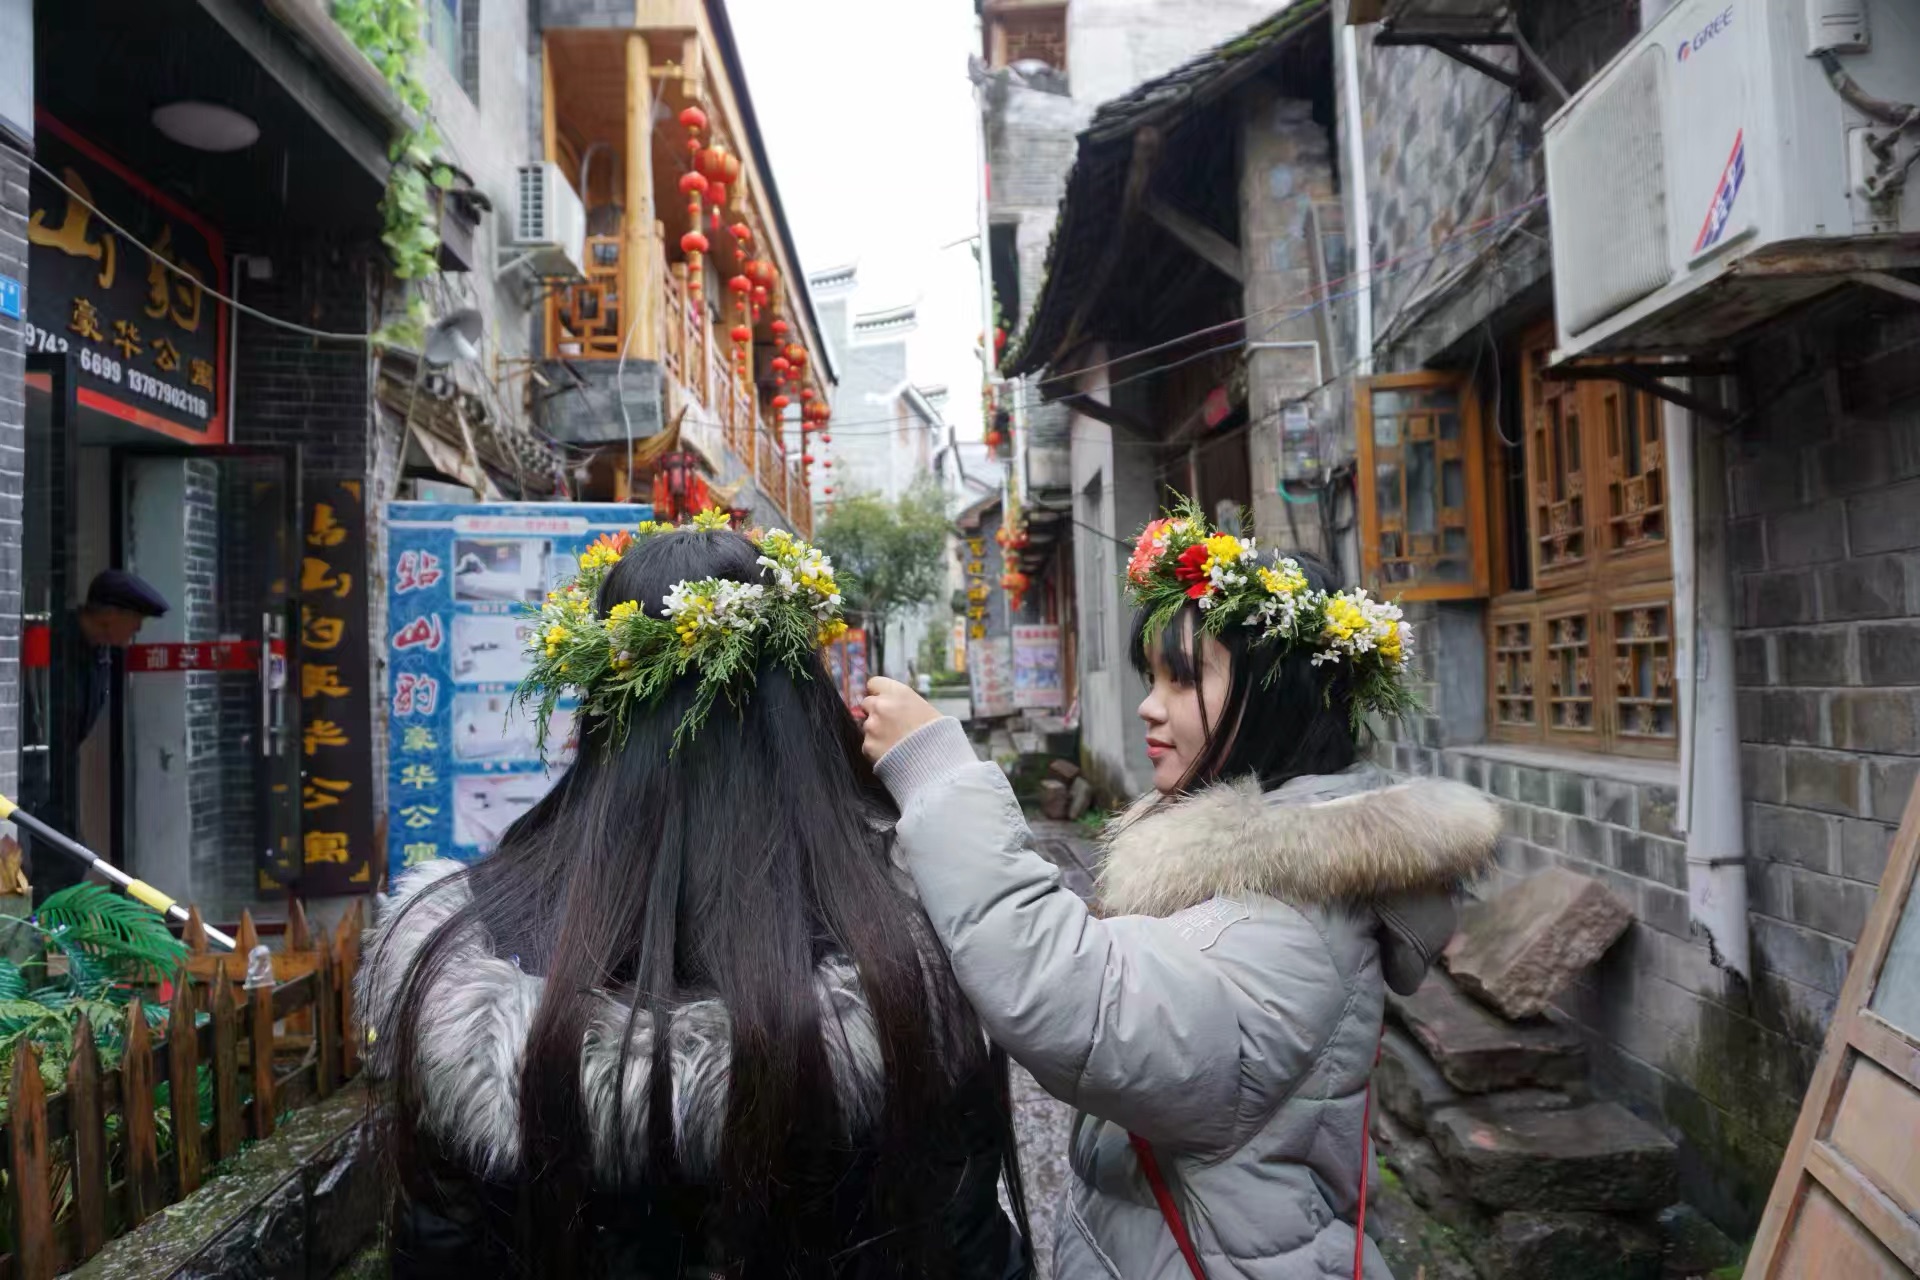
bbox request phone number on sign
[36,333,214,421]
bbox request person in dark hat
[32,571,170,902]
[70,570,170,743]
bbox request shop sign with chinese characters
[384,502,652,884]
[289,481,376,895]
[25,112,226,444]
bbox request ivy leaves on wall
[331,0,456,285]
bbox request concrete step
[1388,970,1589,1094]
[1429,1099,1680,1214]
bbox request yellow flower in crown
[691,508,733,532]
[1257,561,1308,598]
[1202,533,1247,572]
[1323,594,1366,642]
[544,623,570,658]
[818,617,849,646]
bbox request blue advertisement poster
[384,502,652,884]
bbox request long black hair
[382,529,1024,1276]
[1129,549,1359,793]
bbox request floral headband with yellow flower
[1126,498,1417,728]
[518,508,849,752]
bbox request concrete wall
[1237,88,1337,559]
[1066,0,1292,108]
[1069,352,1156,800]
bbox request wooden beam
[1062,389,1159,441]
[1143,195,1244,284]
[542,33,558,165]
[625,29,662,364]
[1054,126,1163,365]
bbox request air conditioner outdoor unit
[1545,0,1920,360]
[510,162,588,281]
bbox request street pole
[0,795,238,950]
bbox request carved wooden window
[1355,372,1489,600]
[986,4,1068,71]
[1486,322,1676,759]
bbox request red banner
[126,641,270,673]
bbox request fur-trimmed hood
[1098,765,1501,918]
[358,860,888,1185]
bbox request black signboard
[290,480,378,894]
[25,112,227,443]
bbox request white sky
[728,0,989,439]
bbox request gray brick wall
[0,145,25,808]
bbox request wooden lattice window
[986,3,1068,71]
[1355,372,1489,599]
[1485,321,1677,759]
[1490,607,1536,729]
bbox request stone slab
[1388,970,1589,1094]
[1489,1210,1662,1280]
[1429,1100,1679,1213]
[1365,1171,1482,1280]
[1445,867,1633,1020]
[1655,1202,1741,1277]
[1375,1025,1460,1134]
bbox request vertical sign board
[384,503,652,885]
[24,113,228,444]
[822,629,870,708]
[1012,624,1064,711]
[970,635,1015,719]
[291,481,376,895]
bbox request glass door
[112,446,301,921]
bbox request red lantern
[824,486,835,495]
[746,260,777,290]
[679,106,708,133]
[722,152,742,184]
[678,172,709,197]
[772,395,790,411]
[656,450,704,522]
[821,433,832,444]
[800,388,814,401]
[752,286,769,306]
[728,274,751,296]
[708,184,727,214]
[822,460,832,469]
[730,222,752,244]
[681,231,709,255]
[730,324,752,344]
[1000,570,1030,593]
[697,146,730,182]
[771,319,790,337]
[771,357,790,377]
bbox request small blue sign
[0,275,20,321]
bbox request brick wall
[0,145,27,809]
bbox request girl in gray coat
[860,510,1500,1280]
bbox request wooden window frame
[1484,322,1677,760]
[1355,371,1490,601]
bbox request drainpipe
[1667,395,1750,980]
[1339,22,1373,377]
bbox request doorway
[113,448,303,920]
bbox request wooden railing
[756,429,787,521]
[0,901,365,1280]
[787,459,812,538]
[549,235,626,358]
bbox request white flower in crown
[664,579,768,646]
[1247,557,1316,642]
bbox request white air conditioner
[1545,0,1920,359]
[510,162,588,281]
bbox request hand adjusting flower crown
[518,508,849,752]
[1126,498,1417,729]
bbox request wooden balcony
[550,235,627,358]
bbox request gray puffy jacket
[876,719,1500,1280]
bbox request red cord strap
[1130,1030,1384,1280]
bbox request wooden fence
[0,900,366,1280]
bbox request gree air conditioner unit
[510,162,588,281]
[1545,0,1920,360]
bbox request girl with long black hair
[362,520,1028,1278]
[859,504,1500,1280]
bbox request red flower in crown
[1175,544,1212,597]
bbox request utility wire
[25,154,377,344]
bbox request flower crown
[1126,499,1417,729]
[518,508,849,752]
